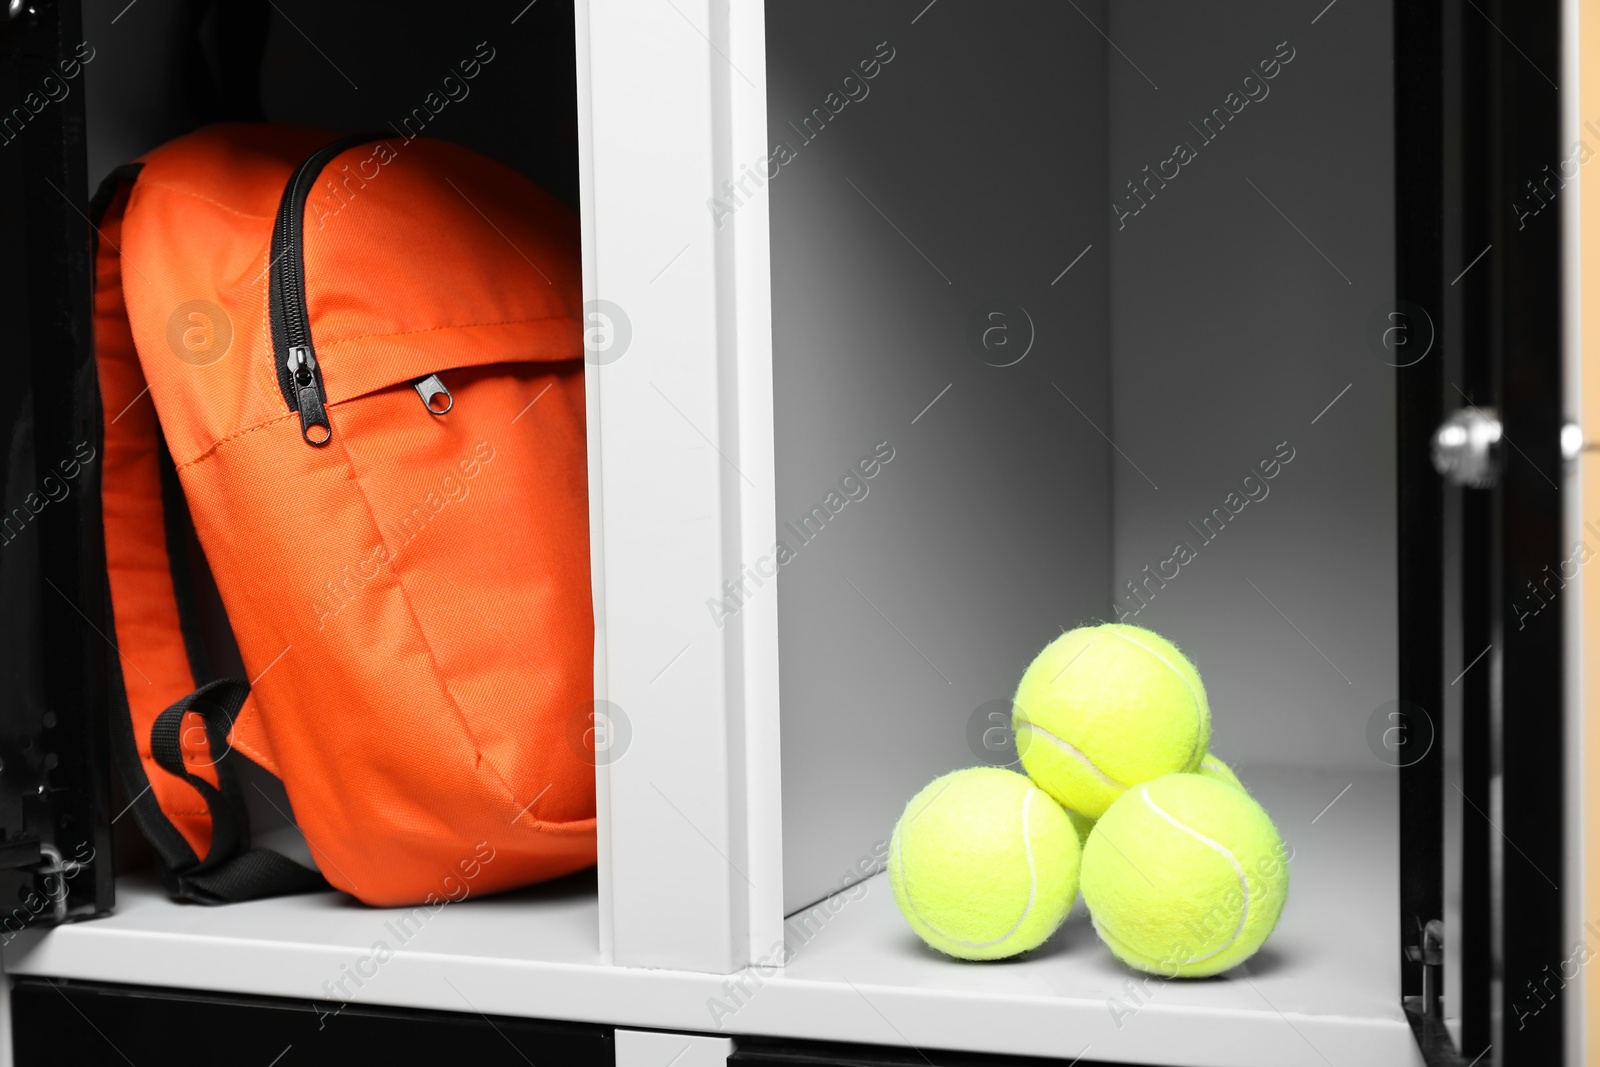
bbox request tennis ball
[889,767,1081,961]
[1013,623,1210,820]
[1082,773,1289,978]
[1195,752,1246,791]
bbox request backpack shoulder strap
[91,165,323,903]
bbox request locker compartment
[2,0,614,998]
[753,2,1421,1065]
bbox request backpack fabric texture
[91,123,596,907]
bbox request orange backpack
[91,124,596,906]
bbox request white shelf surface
[4,768,1421,1066]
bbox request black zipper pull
[287,346,332,445]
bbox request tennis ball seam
[893,787,1042,950]
[1090,913,1160,971]
[1016,719,1127,790]
[1104,628,1207,767]
[1141,790,1249,965]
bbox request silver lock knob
[1432,407,1501,488]
[1562,421,1584,462]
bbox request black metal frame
[1393,0,1446,1026]
[731,1037,1153,1067]
[0,0,114,931]
[1484,0,1566,1061]
[10,977,614,1066]
[1447,0,1495,1053]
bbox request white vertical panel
[616,1029,734,1067]
[580,0,779,972]
[723,0,785,969]
[572,0,615,966]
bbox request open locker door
[0,0,115,935]
[1398,0,1569,1064]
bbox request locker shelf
[4,767,1415,1066]
[769,766,1416,1066]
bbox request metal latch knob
[1432,408,1501,488]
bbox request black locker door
[0,0,116,933]
[1396,1,1567,1065]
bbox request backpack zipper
[268,134,454,445]
[268,134,371,446]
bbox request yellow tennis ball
[1195,752,1246,791]
[1082,773,1289,977]
[889,767,1082,961]
[1013,623,1210,819]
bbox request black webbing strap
[156,436,214,691]
[147,679,326,903]
[173,847,327,903]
